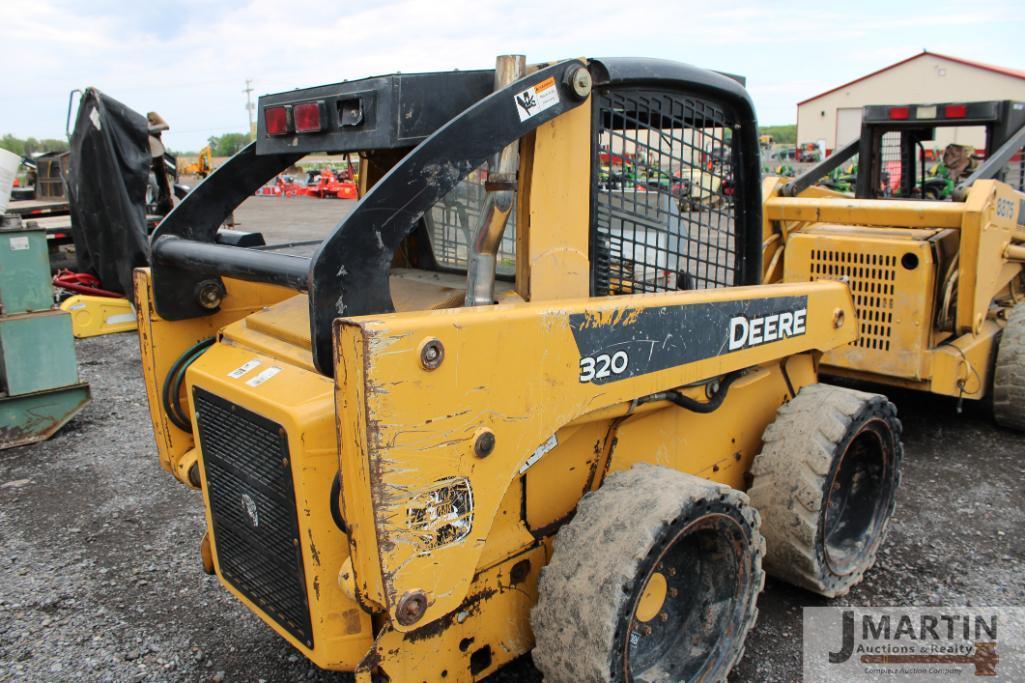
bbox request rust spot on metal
[529,510,576,540]
[357,646,383,672]
[401,587,498,643]
[342,608,362,635]
[307,529,321,566]
[395,590,428,626]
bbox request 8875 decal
[579,350,629,382]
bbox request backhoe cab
[135,56,903,682]
[766,100,1025,428]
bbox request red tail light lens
[944,104,967,118]
[294,101,323,133]
[888,106,910,120]
[265,106,291,136]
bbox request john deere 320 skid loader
[765,101,1025,429]
[135,56,904,682]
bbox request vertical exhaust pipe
[465,54,526,306]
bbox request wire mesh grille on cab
[194,388,313,648]
[591,88,740,295]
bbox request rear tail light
[888,106,910,120]
[265,106,291,136]
[944,104,967,118]
[293,101,323,134]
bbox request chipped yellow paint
[133,269,296,483]
[335,280,857,630]
[576,306,642,329]
[185,339,374,669]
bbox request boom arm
[336,280,857,630]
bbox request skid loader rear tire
[749,384,902,598]
[531,464,764,683]
[993,303,1025,431]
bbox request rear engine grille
[194,388,313,647]
[809,250,896,351]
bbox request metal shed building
[797,51,1025,153]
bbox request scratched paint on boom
[570,296,809,384]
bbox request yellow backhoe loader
[765,100,1025,429]
[184,145,213,177]
[134,56,904,682]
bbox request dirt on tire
[748,383,902,598]
[993,302,1025,431]
[531,464,764,682]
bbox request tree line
[1,131,251,159]
[201,132,251,157]
[0,134,69,157]
[758,125,796,144]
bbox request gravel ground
[1,196,1023,681]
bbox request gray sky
[3,0,1024,151]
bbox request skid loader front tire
[993,303,1025,431]
[749,384,902,598]
[531,464,764,683]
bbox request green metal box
[0,226,52,315]
[0,310,80,396]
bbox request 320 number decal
[579,350,629,382]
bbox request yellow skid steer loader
[134,56,904,682]
[765,100,1025,429]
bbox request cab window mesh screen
[878,132,905,197]
[424,166,516,275]
[1003,147,1025,192]
[592,89,739,295]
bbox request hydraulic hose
[637,370,745,414]
[329,473,349,534]
[161,337,216,431]
[52,269,123,298]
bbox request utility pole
[243,79,255,140]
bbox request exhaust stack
[465,54,526,306]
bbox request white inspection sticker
[246,366,281,387]
[9,236,30,251]
[514,76,559,122]
[228,359,261,379]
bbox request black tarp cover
[66,88,150,295]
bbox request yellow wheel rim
[635,571,667,623]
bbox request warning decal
[228,359,261,379]
[246,366,281,387]
[514,76,559,122]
